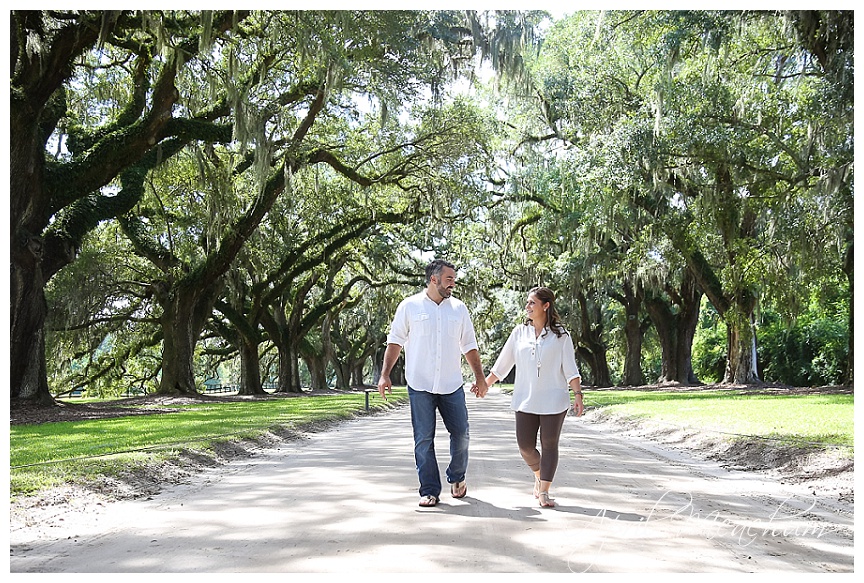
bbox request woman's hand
[572,392,584,416]
[471,372,500,398]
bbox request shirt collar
[423,291,450,305]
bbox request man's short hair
[425,259,455,284]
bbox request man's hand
[377,374,393,400]
[377,344,402,401]
[463,349,487,398]
[472,378,489,398]
[472,373,496,399]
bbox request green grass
[583,389,854,448]
[10,389,408,498]
[10,387,853,499]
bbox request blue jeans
[408,386,470,498]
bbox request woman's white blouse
[490,324,581,415]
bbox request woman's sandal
[533,476,541,499]
[419,495,439,507]
[538,491,556,508]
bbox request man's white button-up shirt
[386,291,479,394]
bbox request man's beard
[437,284,453,298]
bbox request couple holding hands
[377,260,584,508]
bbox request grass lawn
[583,389,853,448]
[9,386,851,499]
[10,389,408,497]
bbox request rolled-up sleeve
[386,301,409,346]
[562,333,581,382]
[459,305,479,354]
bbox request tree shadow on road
[417,496,646,523]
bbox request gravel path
[9,388,854,572]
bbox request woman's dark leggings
[515,410,568,482]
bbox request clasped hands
[469,380,489,398]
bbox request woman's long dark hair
[524,286,567,338]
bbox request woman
[484,287,583,508]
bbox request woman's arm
[485,371,500,388]
[569,376,584,416]
[488,327,518,384]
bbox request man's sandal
[451,480,467,498]
[419,495,438,507]
[538,491,556,508]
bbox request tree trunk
[391,359,406,385]
[675,302,701,385]
[574,290,612,387]
[612,279,646,386]
[9,14,83,409]
[304,353,329,391]
[351,362,366,387]
[577,346,612,388]
[375,344,405,386]
[10,243,54,405]
[671,225,761,385]
[723,301,761,385]
[276,343,304,393]
[371,356,383,386]
[644,273,703,385]
[159,312,200,395]
[373,345,400,385]
[327,343,351,389]
[622,315,645,386]
[213,299,267,397]
[262,303,303,394]
[155,276,223,396]
[332,363,351,389]
[237,337,266,396]
[276,349,291,393]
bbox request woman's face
[525,293,548,321]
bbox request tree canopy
[9,9,852,407]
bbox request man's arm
[377,343,403,400]
[464,349,488,398]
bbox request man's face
[432,267,457,299]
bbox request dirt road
[9,388,854,572]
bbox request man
[378,259,489,507]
